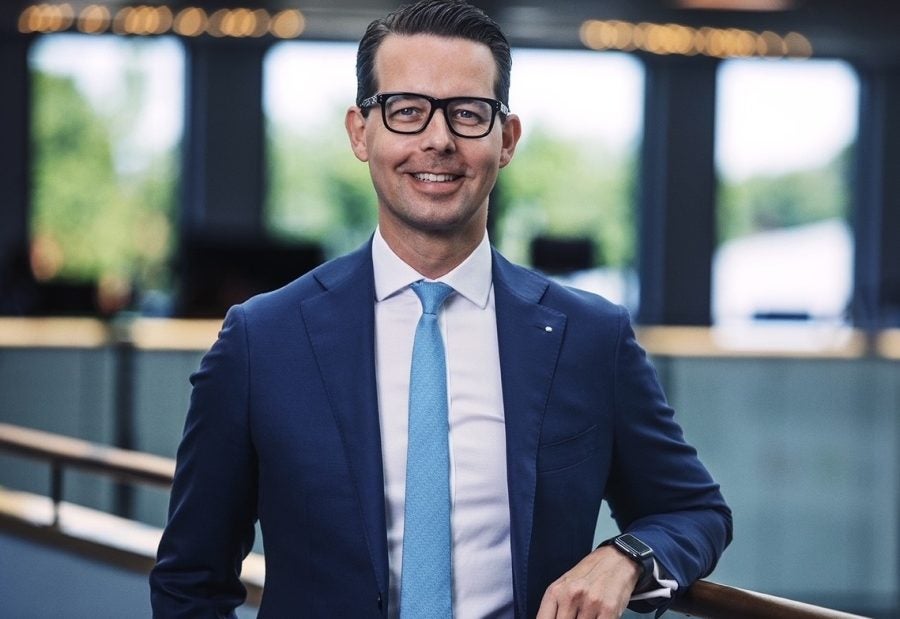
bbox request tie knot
[411,281,454,315]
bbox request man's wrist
[599,533,656,592]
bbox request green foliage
[30,70,176,289]
[718,146,852,243]
[266,111,377,255]
[32,72,118,280]
[495,125,637,268]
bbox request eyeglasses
[360,92,510,139]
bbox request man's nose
[419,109,457,152]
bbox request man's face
[346,34,520,243]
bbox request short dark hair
[355,0,512,109]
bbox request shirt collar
[372,227,493,309]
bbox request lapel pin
[544,326,553,333]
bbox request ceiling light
[674,0,795,10]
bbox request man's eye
[452,107,487,125]
[389,105,425,121]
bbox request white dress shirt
[373,229,514,618]
[372,229,676,617]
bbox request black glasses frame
[360,92,510,139]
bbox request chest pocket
[537,424,603,474]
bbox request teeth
[414,173,457,182]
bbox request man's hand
[535,545,641,619]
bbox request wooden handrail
[671,580,870,618]
[0,422,174,487]
[0,422,263,606]
[0,423,874,618]
[0,489,265,607]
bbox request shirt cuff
[630,558,679,602]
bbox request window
[496,50,643,307]
[713,59,858,325]
[264,41,376,257]
[29,34,184,314]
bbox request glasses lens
[446,99,495,137]
[383,94,431,132]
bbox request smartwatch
[600,533,656,591]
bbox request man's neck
[378,223,486,280]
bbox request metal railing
[0,421,173,526]
[0,422,870,618]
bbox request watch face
[616,534,653,559]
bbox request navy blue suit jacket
[150,242,731,618]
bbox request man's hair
[355,0,512,108]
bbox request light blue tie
[400,281,454,619]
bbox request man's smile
[412,172,462,182]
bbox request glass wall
[264,44,643,307]
[29,34,184,314]
[713,59,859,325]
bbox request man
[150,1,731,617]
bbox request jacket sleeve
[150,305,259,618]
[604,308,733,610]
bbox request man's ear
[498,113,522,169]
[345,106,370,162]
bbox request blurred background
[0,0,897,617]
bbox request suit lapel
[299,245,389,600]
[492,251,567,618]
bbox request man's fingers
[538,574,624,619]
[536,546,640,618]
[535,590,559,619]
